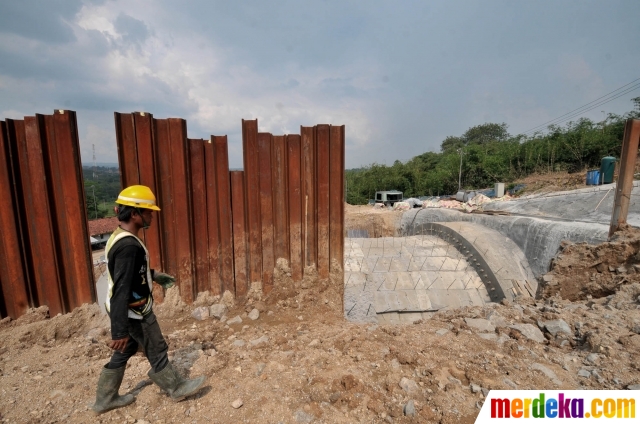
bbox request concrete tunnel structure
[343,220,537,324]
[344,181,640,324]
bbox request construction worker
[92,185,205,414]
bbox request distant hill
[82,162,119,168]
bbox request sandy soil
[3,208,640,423]
[541,225,640,301]
[344,204,404,238]
[513,171,590,196]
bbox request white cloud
[1,0,639,168]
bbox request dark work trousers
[107,311,169,373]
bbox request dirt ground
[512,171,590,196]
[344,204,404,238]
[541,224,640,301]
[3,207,640,423]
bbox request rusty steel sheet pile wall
[116,112,344,302]
[0,110,95,319]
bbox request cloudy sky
[1,0,639,168]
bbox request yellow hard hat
[115,185,161,211]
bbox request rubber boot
[148,363,206,402]
[92,365,135,414]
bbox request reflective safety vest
[104,228,153,319]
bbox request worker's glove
[153,271,176,289]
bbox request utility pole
[92,144,97,180]
[457,148,464,191]
[92,185,98,219]
[609,119,640,239]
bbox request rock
[578,369,591,378]
[503,378,517,389]
[294,410,314,423]
[509,324,546,343]
[470,383,482,393]
[632,325,640,335]
[308,339,320,348]
[191,306,210,321]
[564,304,587,311]
[481,388,490,397]
[86,327,106,339]
[248,308,260,320]
[403,400,416,417]
[250,335,269,347]
[209,303,228,319]
[227,316,243,325]
[222,290,235,308]
[627,384,640,390]
[544,320,572,336]
[609,266,616,272]
[487,311,508,327]
[478,333,498,341]
[616,266,627,274]
[255,363,266,376]
[543,274,554,282]
[531,363,561,386]
[435,329,449,336]
[592,369,604,382]
[596,263,607,273]
[248,301,264,313]
[231,398,243,409]
[233,340,245,347]
[399,377,420,393]
[586,353,599,364]
[267,310,274,316]
[465,318,495,333]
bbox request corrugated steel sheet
[114,113,345,303]
[0,111,94,319]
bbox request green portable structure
[600,156,616,184]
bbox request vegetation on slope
[346,107,640,205]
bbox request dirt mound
[0,303,108,349]
[344,204,402,237]
[264,259,343,320]
[512,171,589,197]
[541,225,640,301]
[155,285,188,318]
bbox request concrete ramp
[344,222,536,324]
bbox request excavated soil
[4,209,640,423]
[344,204,403,238]
[541,224,640,301]
[513,171,589,196]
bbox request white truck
[374,190,403,207]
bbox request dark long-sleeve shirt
[107,236,152,339]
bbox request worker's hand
[108,337,129,353]
[154,271,176,289]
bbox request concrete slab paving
[345,234,499,323]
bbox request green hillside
[346,106,640,205]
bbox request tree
[440,136,465,153]
[440,123,509,152]
[462,123,509,145]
